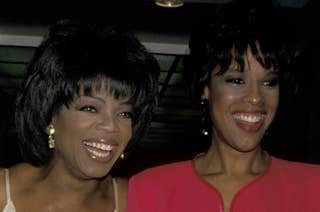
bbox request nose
[96,114,119,132]
[244,83,264,105]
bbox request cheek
[119,121,133,142]
[265,91,279,110]
[54,121,77,145]
[54,114,88,143]
[124,126,132,140]
[209,87,240,125]
[210,86,240,108]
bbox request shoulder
[269,157,320,207]
[271,156,320,184]
[133,160,192,180]
[0,168,6,210]
[2,163,39,194]
[272,157,320,174]
[115,177,128,190]
[127,161,193,209]
[129,160,192,186]
[0,167,26,210]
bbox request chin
[84,168,112,179]
[233,141,262,153]
[77,161,114,179]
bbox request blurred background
[0,0,319,176]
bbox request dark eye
[226,78,245,85]
[80,106,97,113]
[119,112,133,119]
[262,78,278,87]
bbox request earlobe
[51,115,57,125]
[202,86,210,100]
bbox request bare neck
[13,162,113,201]
[7,163,118,212]
[195,140,270,177]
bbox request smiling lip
[232,112,265,132]
[82,139,118,162]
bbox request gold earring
[120,153,125,159]
[46,124,55,149]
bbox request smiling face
[202,45,279,153]
[51,90,133,179]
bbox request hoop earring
[200,99,210,136]
[46,124,55,149]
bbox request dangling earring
[120,153,125,159]
[200,99,210,136]
[46,124,55,149]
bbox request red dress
[127,156,320,212]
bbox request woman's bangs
[79,75,133,100]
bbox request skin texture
[0,90,132,212]
[194,46,279,212]
[51,91,133,179]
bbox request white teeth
[87,149,110,158]
[233,114,263,123]
[83,141,112,151]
